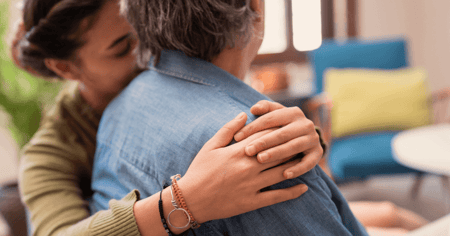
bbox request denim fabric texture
[91,50,369,236]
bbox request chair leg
[0,182,28,236]
[441,175,450,194]
[441,175,450,213]
[410,172,425,199]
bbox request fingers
[253,183,308,210]
[250,100,285,116]
[252,121,317,159]
[203,112,247,150]
[257,158,301,187]
[235,106,306,142]
[232,128,278,150]
[282,148,322,179]
[245,119,315,159]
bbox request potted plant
[0,1,62,148]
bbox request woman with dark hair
[12,0,325,235]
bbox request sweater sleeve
[19,127,142,236]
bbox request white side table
[392,123,450,176]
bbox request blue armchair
[306,38,422,183]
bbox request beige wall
[358,0,450,91]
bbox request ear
[250,0,264,17]
[250,0,264,37]
[44,58,80,81]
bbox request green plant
[0,1,62,148]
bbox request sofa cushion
[330,131,417,180]
[325,67,432,138]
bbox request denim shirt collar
[148,50,269,106]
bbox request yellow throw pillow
[325,67,432,138]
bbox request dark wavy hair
[16,0,107,79]
[123,0,258,65]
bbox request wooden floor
[339,173,450,222]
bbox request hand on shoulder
[235,100,324,179]
[179,112,309,223]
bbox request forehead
[81,1,129,49]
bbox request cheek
[108,58,138,86]
[117,56,138,77]
[82,58,112,77]
[81,54,138,90]
[85,58,135,78]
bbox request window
[253,0,334,65]
[291,0,322,51]
[258,0,287,54]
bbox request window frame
[252,0,335,65]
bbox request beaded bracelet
[159,182,175,236]
[171,175,201,229]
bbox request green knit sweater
[19,82,142,236]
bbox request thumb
[203,112,247,150]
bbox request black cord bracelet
[159,181,175,236]
[159,180,197,236]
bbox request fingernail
[285,172,293,179]
[235,132,244,141]
[258,152,269,162]
[236,112,246,120]
[253,104,261,109]
[303,185,309,191]
[246,145,256,156]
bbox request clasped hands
[178,100,323,223]
[236,100,323,179]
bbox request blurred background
[1,0,450,235]
[247,0,450,226]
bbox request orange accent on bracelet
[171,175,201,229]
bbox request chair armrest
[304,92,334,180]
[430,88,450,124]
[304,92,333,144]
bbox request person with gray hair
[91,0,369,235]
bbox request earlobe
[250,0,264,22]
[44,58,77,81]
[250,0,263,14]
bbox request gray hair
[123,0,258,65]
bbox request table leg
[441,175,450,213]
[410,172,425,199]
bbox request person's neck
[211,46,254,81]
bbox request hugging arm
[19,98,323,236]
[133,112,310,235]
[19,127,141,236]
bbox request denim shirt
[92,50,368,236]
